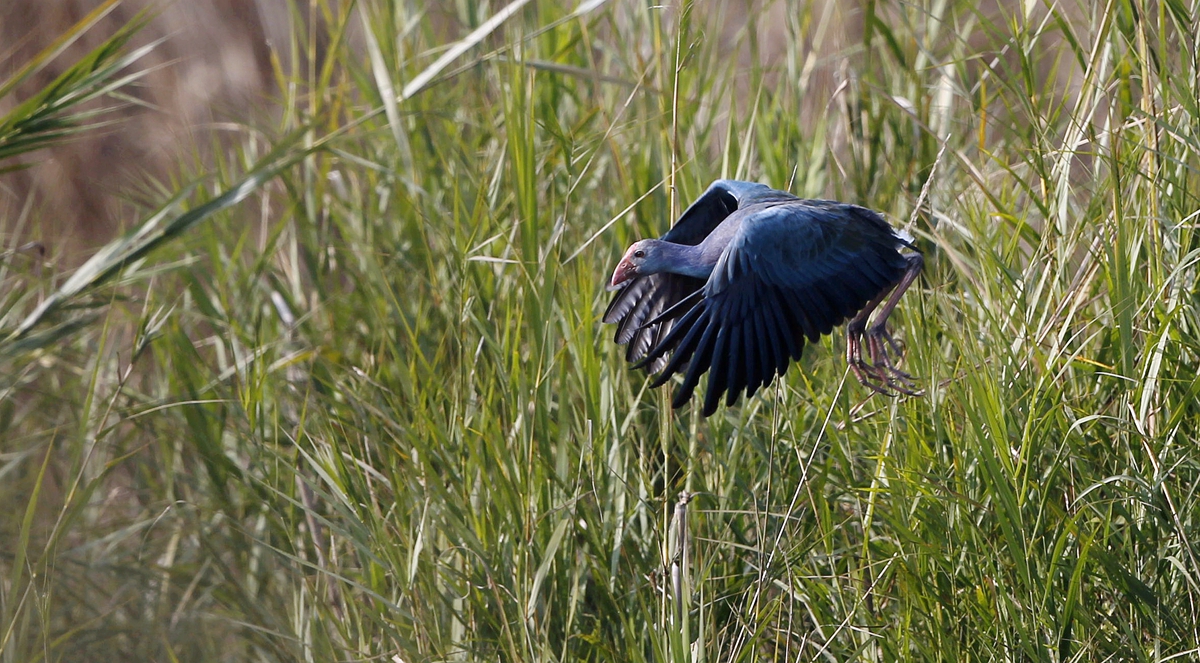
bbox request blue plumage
[604,179,923,416]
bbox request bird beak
[607,258,636,291]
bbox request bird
[603,179,923,416]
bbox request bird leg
[847,292,889,392]
[846,253,924,395]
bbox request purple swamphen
[605,179,923,416]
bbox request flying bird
[604,179,923,416]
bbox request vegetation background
[2,0,1198,661]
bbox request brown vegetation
[0,0,280,256]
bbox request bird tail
[892,226,917,249]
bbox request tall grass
[2,0,1199,660]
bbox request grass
[2,0,1200,660]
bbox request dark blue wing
[641,201,911,416]
[603,272,705,372]
[661,180,778,245]
[605,180,791,372]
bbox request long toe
[862,373,896,396]
[876,326,905,358]
[879,358,922,395]
[851,359,887,395]
[888,365,917,384]
[867,334,891,369]
[856,332,923,396]
[885,375,923,396]
[847,331,864,364]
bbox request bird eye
[633,249,645,258]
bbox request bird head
[608,240,657,291]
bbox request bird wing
[604,180,768,372]
[660,179,772,244]
[603,271,706,372]
[641,200,912,416]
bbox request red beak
[607,258,637,291]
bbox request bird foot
[847,325,922,396]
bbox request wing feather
[724,324,746,407]
[605,273,705,373]
[744,307,763,396]
[673,313,720,408]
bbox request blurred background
[0,0,920,255]
[1,0,285,252]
